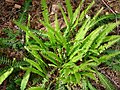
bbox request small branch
[101,0,116,14]
[101,0,119,34]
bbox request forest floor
[0,0,120,90]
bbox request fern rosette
[14,0,120,89]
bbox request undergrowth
[0,28,23,49]
[0,0,32,89]
[14,0,120,90]
[0,0,120,90]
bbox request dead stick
[101,0,116,14]
[101,0,119,34]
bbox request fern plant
[0,0,32,89]
[104,49,120,72]
[18,0,32,23]
[15,0,120,90]
[0,28,23,49]
[0,56,29,85]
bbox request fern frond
[25,46,47,68]
[65,0,73,23]
[72,0,84,25]
[98,51,120,64]
[96,14,120,23]
[41,0,50,24]
[13,60,29,68]
[15,21,47,50]
[39,20,56,45]
[82,79,88,90]
[24,58,45,75]
[98,38,120,53]
[55,14,66,44]
[103,35,120,43]
[104,50,120,72]
[96,71,116,90]
[0,67,14,85]
[18,0,32,23]
[87,81,97,90]
[20,67,31,90]
[75,17,91,41]
[92,22,120,49]
[58,3,70,37]
[0,66,11,76]
[93,13,120,27]
[71,26,103,62]
[0,56,12,65]
[0,28,23,49]
[79,0,94,21]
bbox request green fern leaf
[19,0,32,23]
[41,0,50,24]
[79,1,94,21]
[92,22,120,49]
[15,21,47,50]
[65,0,73,23]
[75,17,91,41]
[96,71,116,90]
[72,26,103,62]
[103,35,120,43]
[24,58,45,74]
[98,51,120,64]
[0,67,13,85]
[72,0,84,25]
[20,68,31,90]
[87,81,96,90]
[27,86,45,90]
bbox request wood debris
[14,4,21,9]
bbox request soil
[0,0,120,90]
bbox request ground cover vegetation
[0,0,120,90]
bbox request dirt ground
[0,0,120,90]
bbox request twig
[101,0,116,14]
[101,0,119,34]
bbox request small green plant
[104,49,120,72]
[18,0,32,23]
[0,56,29,85]
[0,0,33,90]
[0,0,32,50]
[0,28,23,49]
[15,0,120,90]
